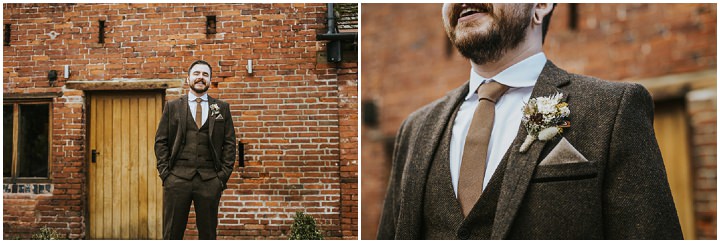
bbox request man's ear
[533,3,554,25]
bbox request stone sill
[3,183,52,194]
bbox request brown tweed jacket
[154,95,237,188]
[377,61,683,239]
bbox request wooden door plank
[654,102,696,239]
[138,97,149,239]
[89,95,97,239]
[155,94,163,240]
[130,96,139,239]
[121,97,130,239]
[112,97,122,239]
[103,96,113,239]
[147,95,159,239]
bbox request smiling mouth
[456,4,493,23]
[459,9,480,18]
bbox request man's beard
[189,78,209,93]
[450,5,532,65]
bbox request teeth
[460,8,482,17]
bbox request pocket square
[215,114,224,120]
[538,137,588,165]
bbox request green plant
[31,226,63,240]
[288,211,324,240]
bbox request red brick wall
[3,3,357,240]
[361,3,716,240]
[547,4,716,80]
[687,89,717,240]
[337,61,358,239]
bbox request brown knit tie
[195,97,203,128]
[458,81,509,216]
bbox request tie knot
[195,97,203,103]
[477,81,509,103]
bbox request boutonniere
[519,93,570,153]
[209,103,223,119]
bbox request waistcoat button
[457,227,470,240]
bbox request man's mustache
[193,78,206,85]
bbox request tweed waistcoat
[172,106,215,180]
[422,103,507,240]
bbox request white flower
[536,96,556,114]
[542,114,554,123]
[559,106,570,117]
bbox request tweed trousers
[163,173,223,240]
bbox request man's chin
[453,29,489,45]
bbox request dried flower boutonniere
[209,103,222,119]
[519,93,570,153]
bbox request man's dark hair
[188,60,212,77]
[541,3,557,44]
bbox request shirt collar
[465,52,547,100]
[188,92,208,102]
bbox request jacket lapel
[179,94,188,142]
[491,61,571,239]
[207,96,216,139]
[396,82,469,239]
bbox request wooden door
[88,92,163,239]
[654,100,696,239]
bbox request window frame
[3,99,53,184]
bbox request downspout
[317,3,357,40]
[316,3,358,62]
[327,3,337,35]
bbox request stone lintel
[65,78,183,91]
[627,69,716,101]
[3,92,62,99]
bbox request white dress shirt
[188,92,209,126]
[450,53,547,197]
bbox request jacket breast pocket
[512,161,603,238]
[531,161,597,183]
[213,119,225,132]
[212,120,226,145]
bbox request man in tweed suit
[155,60,237,239]
[377,3,682,239]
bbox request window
[3,100,52,182]
[569,3,579,31]
[206,15,217,36]
[4,24,10,46]
[98,20,105,43]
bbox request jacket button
[457,227,470,240]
